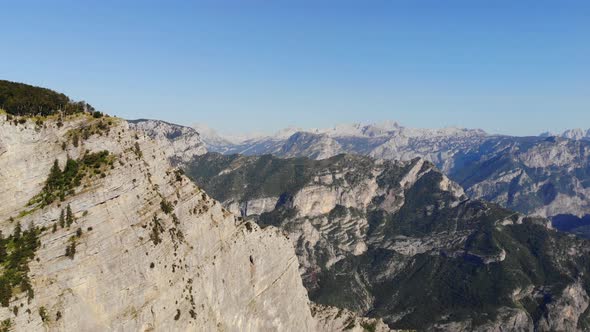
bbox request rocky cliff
[187,152,590,331]
[448,136,590,222]
[128,119,207,165]
[0,113,320,331]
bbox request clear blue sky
[1,0,589,136]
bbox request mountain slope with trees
[187,152,590,331]
[193,123,590,235]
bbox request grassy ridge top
[0,80,95,117]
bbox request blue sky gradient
[1,0,589,135]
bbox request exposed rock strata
[0,114,317,331]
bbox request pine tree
[59,209,65,228]
[13,222,22,240]
[63,158,79,184]
[46,160,62,191]
[0,278,11,307]
[66,205,74,227]
[41,159,63,205]
[65,238,76,259]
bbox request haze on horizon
[1,0,588,136]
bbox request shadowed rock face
[187,152,590,331]
[447,136,590,221]
[552,214,590,238]
[0,114,318,331]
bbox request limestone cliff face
[0,114,316,331]
[128,119,207,165]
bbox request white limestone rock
[0,114,319,331]
[128,119,207,165]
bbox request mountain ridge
[186,152,590,331]
[183,121,590,231]
[541,128,590,141]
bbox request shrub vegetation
[0,224,41,307]
[30,151,113,207]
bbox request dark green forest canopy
[0,80,95,116]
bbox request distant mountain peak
[273,126,305,139]
[540,128,590,140]
[311,121,403,138]
[194,120,488,145]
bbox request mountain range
[542,129,590,141]
[186,152,590,331]
[181,121,590,236]
[122,118,590,329]
[3,80,590,331]
[0,81,390,331]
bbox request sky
[1,0,589,136]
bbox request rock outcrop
[128,119,207,165]
[311,303,393,332]
[0,113,317,331]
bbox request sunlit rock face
[0,114,318,331]
[128,119,207,165]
